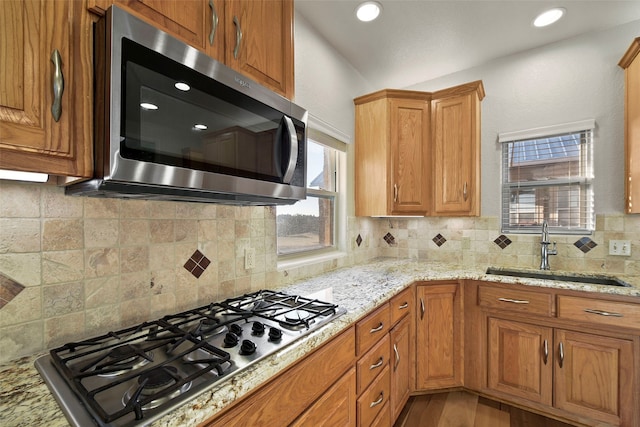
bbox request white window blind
[499,120,595,234]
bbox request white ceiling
[295,0,640,90]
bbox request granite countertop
[2,259,639,427]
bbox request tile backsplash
[1,180,638,363]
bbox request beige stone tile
[43,219,83,251]
[84,198,120,218]
[42,250,84,284]
[0,182,40,218]
[176,203,206,219]
[218,259,236,282]
[236,219,250,239]
[0,219,40,253]
[175,220,197,243]
[175,269,199,310]
[120,246,149,274]
[218,279,237,299]
[217,219,235,241]
[150,269,175,296]
[42,185,83,218]
[198,220,218,242]
[0,286,42,327]
[235,276,251,294]
[120,199,150,218]
[150,219,175,243]
[150,293,176,318]
[44,311,85,349]
[84,219,119,247]
[197,282,218,305]
[216,205,236,219]
[85,276,119,309]
[0,253,41,286]
[85,248,119,278]
[149,244,175,271]
[217,239,234,261]
[604,215,624,232]
[149,201,176,219]
[120,219,149,246]
[120,298,151,327]
[0,321,43,363]
[43,282,84,317]
[120,271,151,300]
[86,304,121,336]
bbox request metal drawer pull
[51,49,64,122]
[233,16,242,59]
[393,344,400,370]
[584,308,623,317]
[369,357,384,370]
[370,322,384,333]
[420,298,425,320]
[208,0,219,46]
[463,182,468,201]
[558,342,564,368]
[543,339,548,365]
[398,302,408,309]
[498,297,530,304]
[370,392,384,408]
[393,184,398,202]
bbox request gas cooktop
[35,290,345,427]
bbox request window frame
[499,119,595,235]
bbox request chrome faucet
[540,220,557,270]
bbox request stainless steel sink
[485,267,631,287]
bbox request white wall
[406,19,640,216]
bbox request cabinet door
[432,93,479,216]
[390,316,410,423]
[620,38,640,213]
[204,0,225,61]
[415,283,462,389]
[292,368,356,427]
[554,329,634,426]
[389,98,431,215]
[0,0,90,177]
[225,0,293,98]
[487,318,553,405]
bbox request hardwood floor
[394,391,577,427]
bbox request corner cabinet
[431,82,484,216]
[354,90,432,216]
[354,81,483,217]
[0,0,92,178]
[619,37,640,214]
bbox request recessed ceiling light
[175,82,191,91]
[533,7,565,27]
[140,102,159,110]
[194,124,208,130]
[356,1,382,22]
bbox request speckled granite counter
[2,259,639,427]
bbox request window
[499,119,595,234]
[276,121,347,256]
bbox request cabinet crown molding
[619,37,640,69]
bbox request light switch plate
[609,240,631,256]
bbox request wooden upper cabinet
[354,90,432,216]
[224,0,294,98]
[619,37,640,214]
[432,81,484,216]
[0,0,92,178]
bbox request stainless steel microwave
[66,5,307,205]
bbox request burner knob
[230,323,243,336]
[240,340,257,355]
[268,327,282,342]
[224,332,239,347]
[251,321,265,335]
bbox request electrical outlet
[609,240,631,256]
[244,247,256,269]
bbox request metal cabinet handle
[370,392,384,408]
[543,339,548,365]
[208,0,219,46]
[233,16,242,59]
[584,308,623,317]
[498,297,530,304]
[393,184,398,203]
[420,298,425,320]
[463,182,468,201]
[558,342,564,368]
[393,343,400,370]
[369,356,384,370]
[398,302,408,310]
[370,322,384,333]
[50,49,64,122]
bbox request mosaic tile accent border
[574,237,597,253]
[493,235,513,249]
[183,250,211,278]
[0,273,25,309]
[356,234,363,247]
[383,232,396,246]
[432,233,447,247]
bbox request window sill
[277,250,348,271]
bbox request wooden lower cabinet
[415,282,463,390]
[390,316,411,421]
[357,365,391,427]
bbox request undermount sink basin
[485,267,631,287]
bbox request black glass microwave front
[120,38,305,188]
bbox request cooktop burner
[35,289,345,427]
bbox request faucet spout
[540,220,557,270]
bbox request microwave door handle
[282,116,298,184]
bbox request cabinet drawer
[369,402,391,427]
[557,295,640,331]
[390,287,413,325]
[356,304,391,356]
[357,334,390,394]
[357,365,390,427]
[478,285,553,316]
